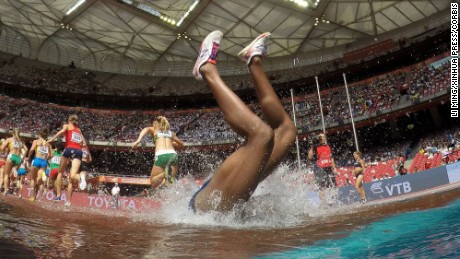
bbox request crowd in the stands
[0,57,450,145]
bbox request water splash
[132,164,361,229]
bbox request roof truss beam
[153,0,211,66]
[62,0,98,25]
[212,1,292,56]
[294,0,330,55]
[369,0,379,37]
[408,0,428,18]
[304,1,402,44]
[109,0,177,33]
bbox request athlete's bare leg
[247,56,297,180]
[29,166,39,201]
[192,32,274,212]
[18,175,23,199]
[66,159,82,204]
[0,167,3,193]
[150,166,165,189]
[55,156,69,198]
[356,174,366,201]
[2,161,13,195]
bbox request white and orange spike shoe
[238,32,271,65]
[192,30,223,80]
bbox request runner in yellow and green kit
[48,143,64,198]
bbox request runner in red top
[65,126,83,149]
[316,144,333,168]
[308,133,337,190]
[47,114,88,207]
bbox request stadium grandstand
[0,0,458,197]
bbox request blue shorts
[188,178,211,213]
[63,148,82,160]
[32,157,48,169]
[45,169,50,177]
[18,168,27,176]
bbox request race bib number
[37,145,49,154]
[51,156,61,165]
[12,140,21,149]
[318,158,332,167]
[71,132,82,143]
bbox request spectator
[111,183,120,209]
[308,133,337,200]
[394,154,406,176]
[97,186,104,196]
[424,160,431,170]
[352,151,366,203]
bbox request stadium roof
[0,0,451,76]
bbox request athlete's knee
[254,123,275,148]
[281,120,297,144]
[287,121,297,137]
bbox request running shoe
[79,174,87,191]
[238,32,271,65]
[65,201,71,207]
[192,30,223,80]
[53,196,61,202]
